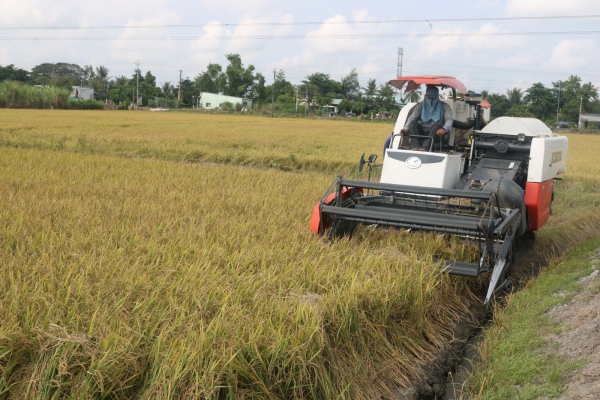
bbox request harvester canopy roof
[388,76,468,94]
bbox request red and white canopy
[388,75,468,94]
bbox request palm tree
[83,65,96,84]
[506,87,523,106]
[403,88,422,103]
[161,82,173,96]
[363,79,377,96]
[95,65,110,81]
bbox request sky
[1,0,599,94]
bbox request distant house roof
[200,92,251,101]
[581,114,600,122]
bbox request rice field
[0,109,389,173]
[0,110,599,399]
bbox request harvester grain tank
[310,76,568,303]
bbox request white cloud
[411,22,525,62]
[189,22,232,53]
[227,14,294,54]
[302,11,380,55]
[1,0,599,95]
[548,39,598,71]
[196,0,289,13]
[476,0,500,8]
[267,10,392,80]
[360,62,382,77]
[0,0,172,25]
[0,0,61,25]
[104,12,182,68]
[506,0,598,15]
[187,14,295,69]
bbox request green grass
[467,238,600,399]
[0,81,69,109]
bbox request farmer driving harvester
[312,74,569,304]
[402,85,453,151]
[383,84,453,153]
[382,77,494,154]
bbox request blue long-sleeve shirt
[404,102,453,133]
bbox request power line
[2,14,600,30]
[406,60,600,77]
[3,30,600,40]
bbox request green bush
[276,94,295,104]
[67,99,105,110]
[0,81,69,109]
[221,101,234,111]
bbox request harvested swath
[0,148,478,398]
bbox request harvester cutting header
[311,76,568,303]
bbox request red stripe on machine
[310,187,362,234]
[525,180,554,231]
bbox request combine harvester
[311,76,568,303]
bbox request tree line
[480,76,600,126]
[1,58,599,124]
[0,56,397,114]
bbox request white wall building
[200,92,252,110]
[70,86,94,100]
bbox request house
[580,113,600,128]
[70,86,94,101]
[322,98,344,115]
[200,93,252,110]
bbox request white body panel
[527,136,568,182]
[381,149,463,189]
[481,117,554,137]
[480,117,568,183]
[391,103,418,149]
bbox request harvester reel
[325,196,358,240]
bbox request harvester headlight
[517,133,526,143]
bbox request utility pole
[295,85,298,112]
[397,48,404,102]
[555,81,562,129]
[359,100,363,122]
[135,61,140,110]
[579,97,583,129]
[305,84,308,116]
[271,69,275,118]
[178,70,182,103]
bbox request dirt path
[547,248,600,399]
